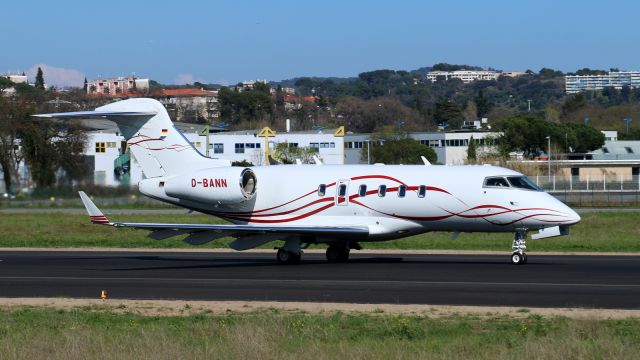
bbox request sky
[2,0,639,87]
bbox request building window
[358,184,367,197]
[289,143,298,148]
[246,143,255,149]
[320,142,330,148]
[318,184,326,197]
[107,142,116,148]
[213,143,224,154]
[378,185,387,197]
[95,142,106,153]
[418,185,426,198]
[235,143,245,154]
[310,143,319,149]
[255,143,261,148]
[330,142,335,148]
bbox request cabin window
[338,184,347,197]
[358,184,367,197]
[378,185,387,197]
[507,176,542,191]
[398,185,406,198]
[484,177,510,188]
[418,185,426,198]
[318,184,326,197]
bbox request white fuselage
[139,164,581,242]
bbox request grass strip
[0,211,638,252]
[0,306,639,360]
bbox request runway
[0,250,639,309]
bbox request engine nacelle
[164,167,257,204]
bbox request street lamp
[624,117,632,134]
[546,136,551,181]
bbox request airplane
[35,98,581,265]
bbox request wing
[78,192,369,248]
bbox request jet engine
[164,167,257,204]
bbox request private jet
[35,98,581,265]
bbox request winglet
[78,191,111,224]
[421,156,431,166]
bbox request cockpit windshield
[484,176,543,191]
[507,176,542,191]
[484,177,510,188]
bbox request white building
[85,127,344,187]
[565,71,640,93]
[205,130,344,165]
[1,74,28,84]
[345,131,498,165]
[426,70,500,83]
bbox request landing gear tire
[511,252,525,265]
[326,244,350,263]
[276,249,301,265]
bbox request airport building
[345,131,497,165]
[565,71,640,93]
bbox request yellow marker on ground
[258,127,276,166]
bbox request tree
[475,89,491,118]
[367,127,437,164]
[433,99,463,129]
[0,97,29,193]
[467,135,477,163]
[0,77,14,93]
[34,67,45,90]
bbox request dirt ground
[0,297,637,319]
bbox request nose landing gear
[511,230,528,265]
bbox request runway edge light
[101,290,108,301]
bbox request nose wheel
[511,231,528,265]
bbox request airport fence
[529,175,640,206]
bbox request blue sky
[2,0,639,86]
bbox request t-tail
[33,98,229,178]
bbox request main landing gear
[511,230,528,265]
[326,243,350,263]
[276,239,302,265]
[276,248,301,265]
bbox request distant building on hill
[86,76,149,95]
[565,71,640,93]
[426,70,500,83]
[1,74,28,84]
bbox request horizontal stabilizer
[33,110,157,118]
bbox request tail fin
[34,98,229,178]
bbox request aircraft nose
[567,208,581,225]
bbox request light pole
[624,117,632,134]
[366,139,371,164]
[546,136,551,181]
[527,99,532,112]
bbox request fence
[530,175,640,206]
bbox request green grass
[0,307,639,359]
[0,211,639,252]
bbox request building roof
[590,140,640,160]
[161,88,217,97]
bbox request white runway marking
[0,276,638,288]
